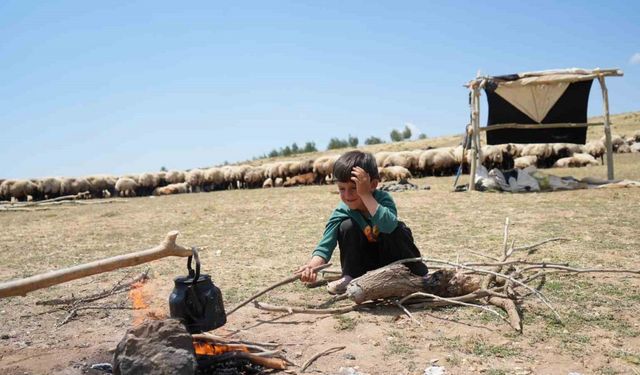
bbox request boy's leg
[338,218,379,278]
[377,221,428,276]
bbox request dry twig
[300,346,345,372]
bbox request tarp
[484,80,593,144]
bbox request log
[345,264,480,304]
[0,231,193,298]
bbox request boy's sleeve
[312,209,347,261]
[311,219,341,261]
[371,191,398,233]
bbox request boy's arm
[300,210,344,283]
[351,167,398,233]
[370,192,398,233]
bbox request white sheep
[165,170,186,184]
[186,169,205,192]
[262,177,273,188]
[203,167,225,191]
[552,153,599,168]
[137,173,159,195]
[39,177,63,199]
[514,155,538,169]
[374,152,392,167]
[60,177,92,196]
[115,177,138,197]
[86,175,117,198]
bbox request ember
[193,341,250,356]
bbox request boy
[299,151,428,294]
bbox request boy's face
[337,181,364,211]
[337,180,377,211]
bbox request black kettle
[169,247,226,333]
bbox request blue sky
[1,1,639,179]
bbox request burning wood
[192,341,250,356]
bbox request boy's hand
[351,167,373,197]
[298,256,326,283]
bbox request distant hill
[240,110,640,167]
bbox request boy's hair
[333,151,380,183]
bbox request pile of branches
[236,218,639,332]
[33,270,149,326]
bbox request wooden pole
[0,231,193,298]
[479,122,604,132]
[597,75,614,180]
[468,85,478,191]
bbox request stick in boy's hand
[298,256,328,283]
[227,261,332,316]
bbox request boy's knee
[339,218,358,236]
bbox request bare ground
[1,155,640,375]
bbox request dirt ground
[1,154,640,375]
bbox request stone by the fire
[113,318,196,375]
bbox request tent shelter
[465,68,623,191]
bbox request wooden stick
[0,231,192,298]
[394,300,423,327]
[300,346,345,372]
[598,75,615,180]
[226,263,332,316]
[479,122,603,132]
[254,301,365,315]
[399,292,509,326]
[519,265,640,275]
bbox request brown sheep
[379,166,412,182]
[153,182,190,196]
[283,172,316,187]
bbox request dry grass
[0,113,639,375]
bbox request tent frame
[466,68,623,191]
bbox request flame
[128,280,166,325]
[193,341,250,356]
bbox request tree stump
[346,264,480,304]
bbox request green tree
[364,136,384,145]
[418,133,428,139]
[402,125,412,140]
[281,146,292,156]
[390,129,403,142]
[327,137,349,150]
[268,149,280,158]
[348,135,359,147]
[291,142,299,154]
[160,166,168,172]
[303,141,317,153]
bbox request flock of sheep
[1,133,639,203]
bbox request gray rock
[113,319,196,375]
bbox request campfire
[111,247,289,375]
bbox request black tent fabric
[484,80,593,145]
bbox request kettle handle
[187,247,201,285]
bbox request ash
[196,355,265,375]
